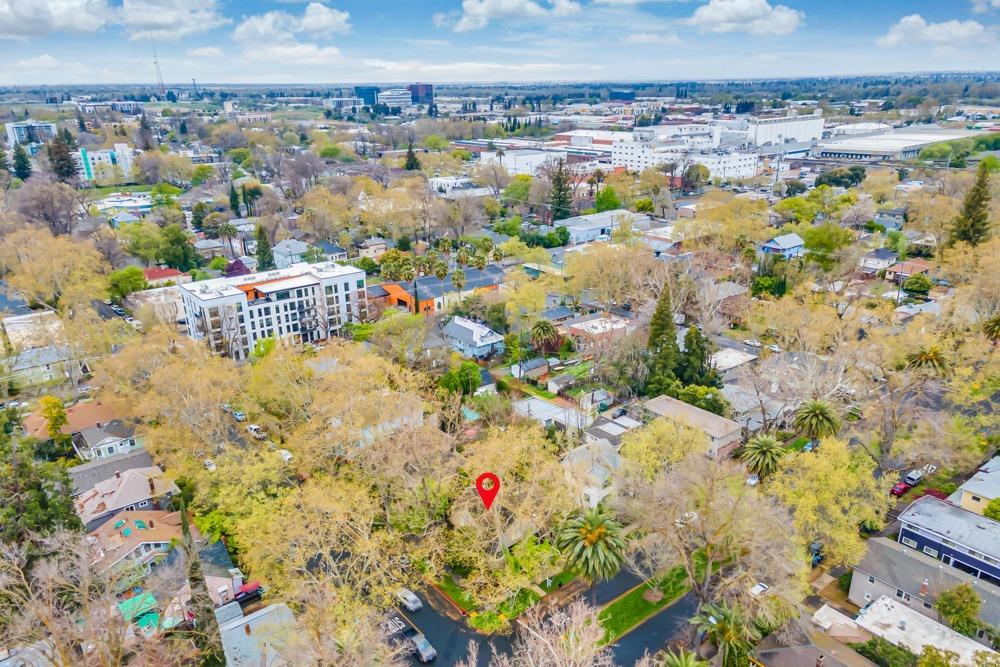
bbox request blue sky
[0,0,997,85]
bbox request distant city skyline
[0,0,998,86]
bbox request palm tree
[741,434,785,479]
[659,648,708,667]
[529,319,559,352]
[905,345,950,375]
[451,268,466,292]
[556,508,627,601]
[792,400,840,441]
[691,603,761,667]
[983,312,1000,345]
[217,221,239,258]
[491,247,504,264]
[432,261,448,280]
[471,253,488,270]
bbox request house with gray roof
[215,601,297,667]
[759,232,805,260]
[313,240,348,261]
[849,536,1000,647]
[68,448,153,497]
[957,456,1000,517]
[72,419,141,461]
[272,238,309,268]
[441,316,504,359]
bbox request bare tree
[10,176,87,236]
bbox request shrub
[838,570,853,593]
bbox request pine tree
[676,326,720,387]
[646,286,680,396]
[191,202,208,231]
[952,161,993,246]
[255,225,275,270]
[76,113,86,132]
[548,159,573,221]
[229,183,241,218]
[58,126,77,149]
[12,144,32,181]
[47,134,79,182]
[179,120,188,135]
[404,142,421,171]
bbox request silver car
[396,588,423,612]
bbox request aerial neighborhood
[1,3,1000,665]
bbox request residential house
[560,209,651,245]
[194,238,226,259]
[957,456,1000,516]
[711,348,757,382]
[885,257,933,283]
[511,357,549,381]
[563,440,622,508]
[475,368,497,396]
[849,537,1000,647]
[75,467,179,531]
[441,316,505,359]
[858,248,899,275]
[514,396,593,434]
[897,496,1000,587]
[272,239,310,269]
[23,400,118,441]
[760,233,805,260]
[721,383,786,434]
[380,265,505,315]
[562,313,633,352]
[198,540,247,607]
[365,285,391,320]
[7,346,85,389]
[755,627,877,667]
[143,267,190,287]
[358,237,389,259]
[548,373,576,395]
[87,510,202,575]
[72,419,141,461]
[644,394,742,458]
[539,305,575,324]
[856,596,997,665]
[215,601,297,667]
[313,240,348,262]
[68,448,154,497]
[583,413,643,449]
[578,388,614,414]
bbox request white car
[750,582,770,596]
[766,344,781,353]
[247,424,267,440]
[743,339,762,348]
[278,449,293,463]
[203,459,217,472]
[396,588,423,612]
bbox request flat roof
[179,261,361,300]
[818,129,980,153]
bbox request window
[868,576,876,584]
[901,536,918,548]
[924,602,932,609]
[357,279,364,289]
[138,500,149,508]
[903,593,911,603]
[325,285,333,295]
[972,496,981,502]
[923,546,939,558]
[896,589,904,598]
[124,505,135,511]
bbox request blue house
[759,233,805,260]
[441,316,505,359]
[897,496,1000,588]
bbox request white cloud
[362,57,600,79]
[689,0,803,36]
[233,3,348,65]
[119,0,230,40]
[0,0,112,38]
[972,0,1000,13]
[446,0,582,32]
[625,31,682,45]
[3,53,94,82]
[298,2,352,35]
[186,46,224,57]
[877,14,992,47]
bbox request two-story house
[441,316,505,359]
[897,496,1000,588]
[272,239,310,269]
[759,233,805,260]
[957,456,1000,516]
[88,510,202,576]
[76,467,180,531]
[72,419,141,461]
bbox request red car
[890,482,913,497]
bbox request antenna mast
[150,34,166,98]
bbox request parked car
[203,459,217,472]
[221,403,232,413]
[743,339,762,348]
[277,449,293,463]
[231,411,246,422]
[396,588,423,612]
[247,424,266,440]
[402,628,436,663]
[904,469,925,486]
[611,407,628,419]
[749,582,769,596]
[766,344,782,353]
[746,474,760,487]
[890,481,912,497]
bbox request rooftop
[560,209,650,231]
[178,261,362,300]
[88,510,198,571]
[565,314,631,337]
[644,394,741,440]
[144,267,185,281]
[216,601,297,667]
[442,316,503,348]
[23,400,119,440]
[76,467,178,525]
[960,456,1000,500]
[68,448,153,496]
[898,495,1000,560]
[762,232,804,249]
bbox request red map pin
[475,472,500,510]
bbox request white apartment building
[179,262,367,359]
[376,89,414,109]
[76,143,134,182]
[5,120,57,146]
[745,110,824,146]
[612,132,758,180]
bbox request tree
[951,161,992,246]
[548,158,573,221]
[12,143,32,180]
[229,182,242,218]
[682,164,709,190]
[658,649,708,667]
[905,345,950,375]
[529,319,559,352]
[556,507,627,592]
[46,133,79,182]
[191,164,214,186]
[793,399,840,440]
[218,221,240,257]
[935,583,982,637]
[440,361,482,395]
[769,438,893,566]
[256,224,275,270]
[741,434,785,479]
[452,267,466,291]
[619,418,709,483]
[691,603,761,667]
[647,286,680,396]
[191,201,208,231]
[983,313,1000,345]
[594,185,621,212]
[903,273,933,297]
[984,497,1000,522]
[404,142,421,171]
[39,395,68,442]
[158,224,199,271]
[676,326,719,387]
[107,265,148,300]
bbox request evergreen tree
[158,224,199,271]
[191,202,208,231]
[138,113,154,150]
[548,159,573,221]
[255,225,275,270]
[47,134,79,182]
[404,142,421,171]
[951,161,993,246]
[58,126,77,149]
[229,182,241,218]
[646,286,680,395]
[179,120,188,135]
[76,113,86,132]
[676,326,720,387]
[12,144,32,181]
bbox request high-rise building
[407,83,434,105]
[179,262,368,359]
[76,144,135,182]
[353,85,381,106]
[5,120,57,146]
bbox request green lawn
[85,184,155,199]
[598,566,689,643]
[436,574,478,613]
[519,383,559,400]
[539,569,577,594]
[563,362,593,379]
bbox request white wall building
[611,132,759,180]
[5,120,57,146]
[376,89,414,108]
[179,262,367,359]
[76,144,134,182]
[479,149,566,176]
[745,110,824,146]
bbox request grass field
[598,566,689,643]
[85,184,155,199]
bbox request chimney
[148,478,156,495]
[149,520,154,528]
[919,578,929,596]
[817,656,825,667]
[115,470,121,479]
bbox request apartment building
[76,143,134,182]
[745,110,824,146]
[179,262,368,359]
[611,129,758,179]
[5,119,57,146]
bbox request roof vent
[898,620,906,630]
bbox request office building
[376,89,414,109]
[179,262,368,359]
[76,143,134,182]
[745,110,824,146]
[5,120,57,146]
[77,100,145,114]
[324,97,363,112]
[611,131,758,179]
[354,85,381,106]
[407,83,434,105]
